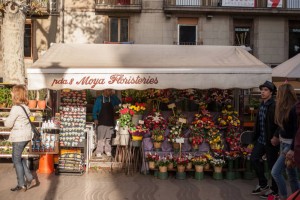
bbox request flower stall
[25,43,271,175]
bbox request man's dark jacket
[253,98,278,146]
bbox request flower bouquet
[175,156,189,172]
[144,112,167,131]
[167,125,184,140]
[225,151,240,160]
[145,152,159,169]
[191,155,208,166]
[130,103,146,115]
[129,125,148,141]
[211,158,226,167]
[157,156,170,172]
[166,153,175,170]
[118,104,135,128]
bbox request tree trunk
[1,3,26,84]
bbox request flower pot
[159,166,167,173]
[0,103,7,108]
[120,134,130,145]
[177,165,185,172]
[37,100,46,109]
[186,162,192,170]
[132,135,143,141]
[148,161,155,169]
[28,100,37,109]
[153,142,162,149]
[132,114,143,126]
[214,166,223,173]
[167,162,174,170]
[195,165,204,173]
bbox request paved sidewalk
[0,162,261,200]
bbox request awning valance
[27,44,271,90]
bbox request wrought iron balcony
[164,0,300,15]
[95,0,142,13]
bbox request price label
[175,138,184,143]
[138,120,144,124]
[178,118,187,124]
[168,103,176,109]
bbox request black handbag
[19,105,41,141]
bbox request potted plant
[191,155,208,172]
[37,89,47,109]
[167,125,184,151]
[157,156,170,173]
[175,156,189,172]
[145,152,159,169]
[211,158,226,173]
[151,128,165,149]
[28,90,37,109]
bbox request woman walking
[271,83,300,200]
[4,85,37,191]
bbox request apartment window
[289,21,300,58]
[233,19,253,49]
[109,18,128,42]
[24,22,32,58]
[177,18,198,45]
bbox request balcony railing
[164,0,300,14]
[95,0,142,13]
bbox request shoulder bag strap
[19,105,32,124]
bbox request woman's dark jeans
[12,141,33,187]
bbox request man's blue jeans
[271,142,299,198]
[12,141,33,187]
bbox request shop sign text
[51,74,159,89]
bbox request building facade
[0,0,300,80]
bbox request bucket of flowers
[144,111,167,131]
[145,152,159,169]
[157,156,170,173]
[118,103,135,131]
[191,155,208,172]
[211,158,226,173]
[225,150,240,173]
[203,152,213,170]
[129,125,148,141]
[129,124,149,147]
[167,125,184,151]
[175,156,189,172]
[130,102,147,126]
[151,128,165,150]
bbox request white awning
[272,53,300,79]
[27,43,271,90]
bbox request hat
[259,81,277,93]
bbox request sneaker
[96,153,102,158]
[106,152,112,157]
[10,185,27,192]
[259,190,278,199]
[252,185,270,195]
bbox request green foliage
[28,90,37,100]
[249,98,260,109]
[0,87,12,106]
[38,89,47,100]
